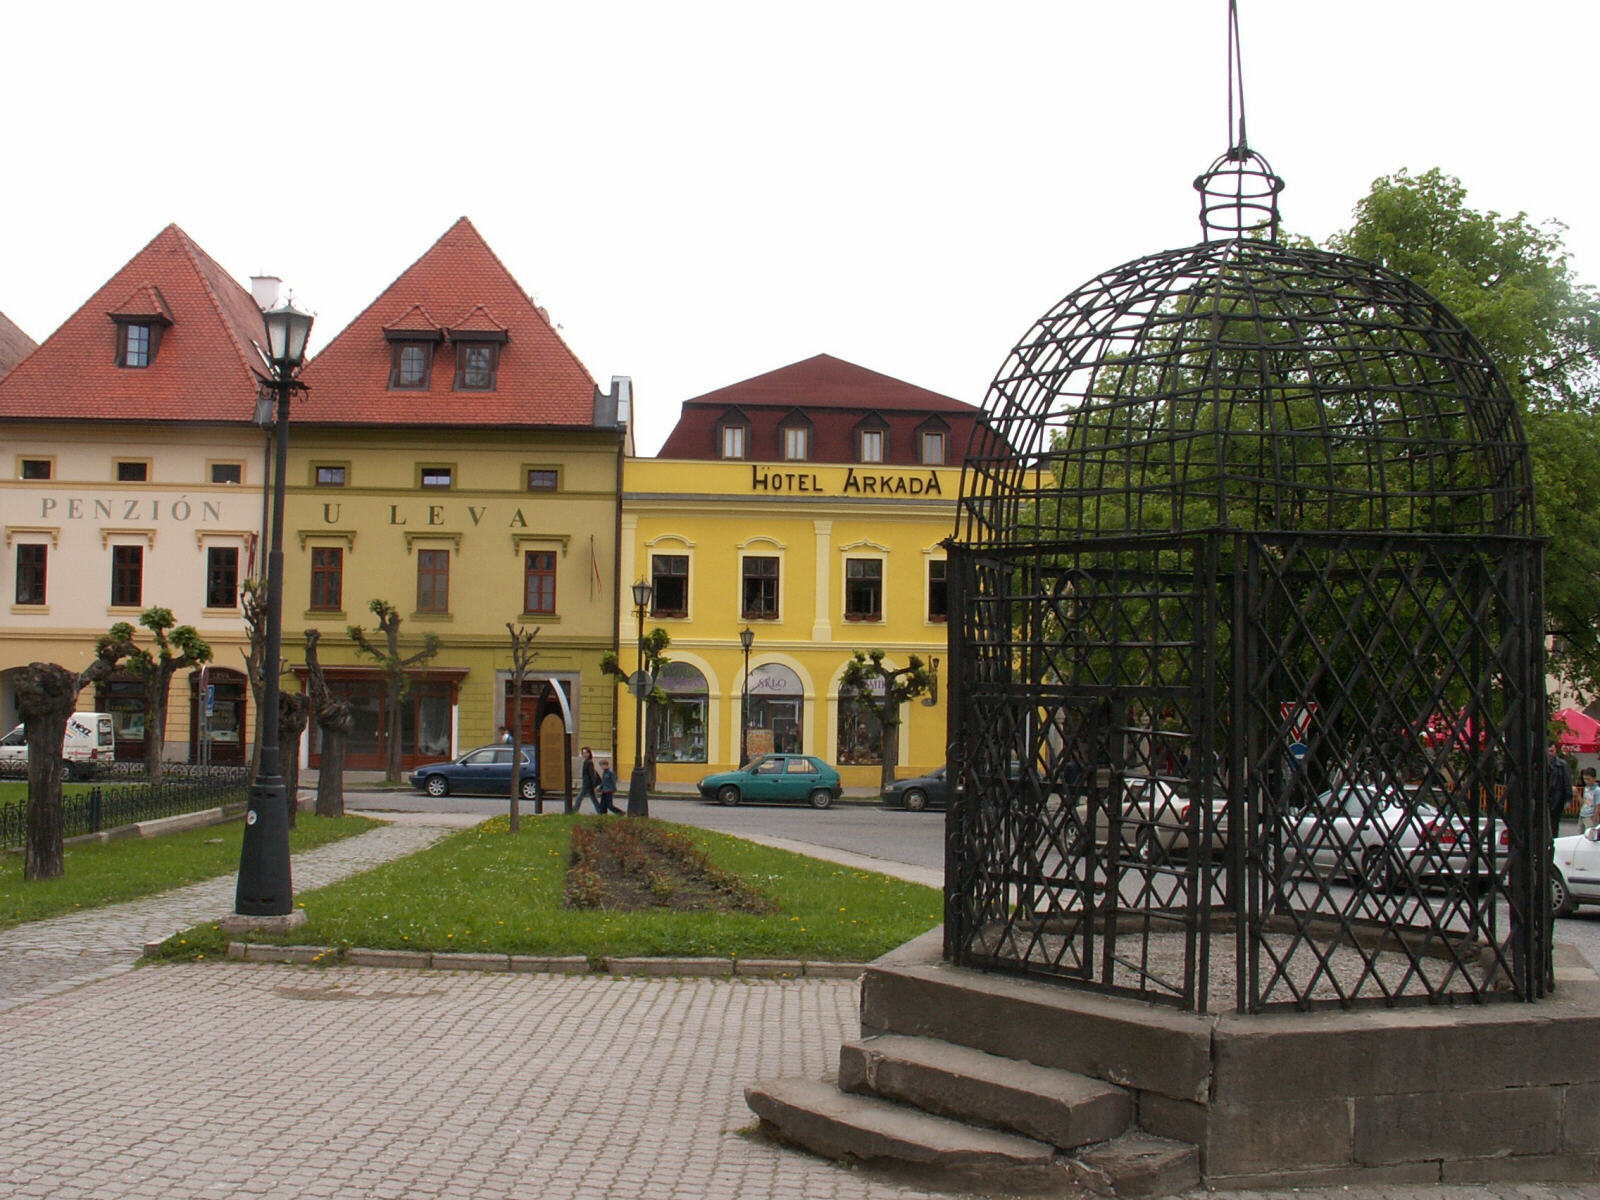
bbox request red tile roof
[0,311,38,380]
[382,304,445,337]
[0,225,270,422]
[296,218,599,428]
[657,354,984,465]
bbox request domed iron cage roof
[944,234,1550,1014]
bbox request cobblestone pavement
[5,807,1600,1199]
[0,812,459,1013]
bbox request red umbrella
[1554,707,1600,754]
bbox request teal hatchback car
[696,754,843,809]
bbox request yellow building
[621,355,982,788]
[284,219,625,774]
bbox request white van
[0,712,117,779]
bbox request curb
[216,942,866,978]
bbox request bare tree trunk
[145,675,169,785]
[505,622,541,832]
[880,716,901,791]
[280,692,309,828]
[306,630,352,819]
[16,656,125,881]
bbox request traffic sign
[629,670,651,699]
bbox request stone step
[1069,1131,1200,1199]
[838,1033,1132,1151]
[745,1076,1072,1194]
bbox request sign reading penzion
[749,466,943,496]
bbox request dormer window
[108,286,172,368]
[390,342,433,389]
[916,417,951,466]
[854,413,889,464]
[779,411,813,462]
[455,343,498,391]
[716,410,749,460]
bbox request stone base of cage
[842,926,1600,1190]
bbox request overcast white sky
[4,1,1594,454]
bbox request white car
[1552,829,1600,916]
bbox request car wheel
[519,777,537,801]
[425,775,449,798]
[1553,870,1575,918]
[1360,846,1395,893]
[717,784,741,807]
[808,788,834,810]
[1134,825,1164,865]
[903,788,928,813]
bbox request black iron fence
[0,766,251,851]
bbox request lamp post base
[627,765,650,817]
[236,775,294,915]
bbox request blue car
[409,745,537,799]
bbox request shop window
[111,545,143,607]
[524,550,556,614]
[206,546,239,609]
[651,554,688,617]
[653,662,708,763]
[15,543,46,605]
[837,685,885,765]
[928,558,948,622]
[741,556,779,620]
[746,663,803,755]
[310,547,343,611]
[417,549,450,612]
[844,558,882,621]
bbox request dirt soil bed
[564,819,777,915]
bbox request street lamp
[739,626,754,766]
[235,298,314,919]
[628,579,653,817]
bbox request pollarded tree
[16,647,130,880]
[279,690,310,828]
[840,650,932,790]
[305,629,353,818]
[103,607,213,786]
[505,622,541,829]
[349,599,440,785]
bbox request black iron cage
[946,236,1548,1012]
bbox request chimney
[595,375,631,429]
[250,275,283,310]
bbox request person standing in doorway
[599,759,619,815]
[1549,742,1574,838]
[578,746,602,814]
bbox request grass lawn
[153,814,942,963]
[1,814,383,930]
[0,780,100,803]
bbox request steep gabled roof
[657,354,983,464]
[0,224,270,422]
[0,311,38,379]
[296,217,598,428]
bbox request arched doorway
[655,662,708,764]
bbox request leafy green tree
[1327,168,1600,694]
[101,607,213,786]
[349,599,441,785]
[840,650,932,790]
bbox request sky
[3,1,1595,455]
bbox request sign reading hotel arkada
[748,466,944,496]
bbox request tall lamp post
[739,626,754,766]
[235,298,314,919]
[628,580,653,817]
